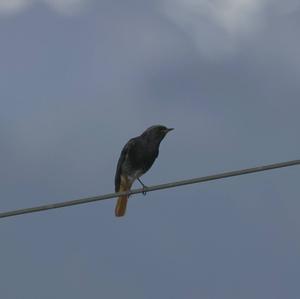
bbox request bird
[114,125,174,217]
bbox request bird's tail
[115,179,132,217]
[115,196,128,217]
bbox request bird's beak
[166,128,174,133]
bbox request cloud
[0,0,33,14]
[161,0,300,59]
[43,0,88,15]
[0,0,89,16]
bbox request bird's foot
[137,178,148,196]
[142,187,148,196]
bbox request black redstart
[114,125,174,217]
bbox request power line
[0,159,299,219]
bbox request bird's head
[142,125,174,142]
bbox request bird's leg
[137,178,148,195]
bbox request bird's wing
[114,138,137,192]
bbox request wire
[0,159,299,219]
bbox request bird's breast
[123,146,158,176]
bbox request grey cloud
[160,0,300,59]
[0,2,300,299]
[0,0,90,16]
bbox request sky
[0,0,300,298]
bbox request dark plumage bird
[114,125,174,217]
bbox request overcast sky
[1,1,300,298]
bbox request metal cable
[0,159,299,219]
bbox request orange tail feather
[115,176,132,217]
[115,196,128,217]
